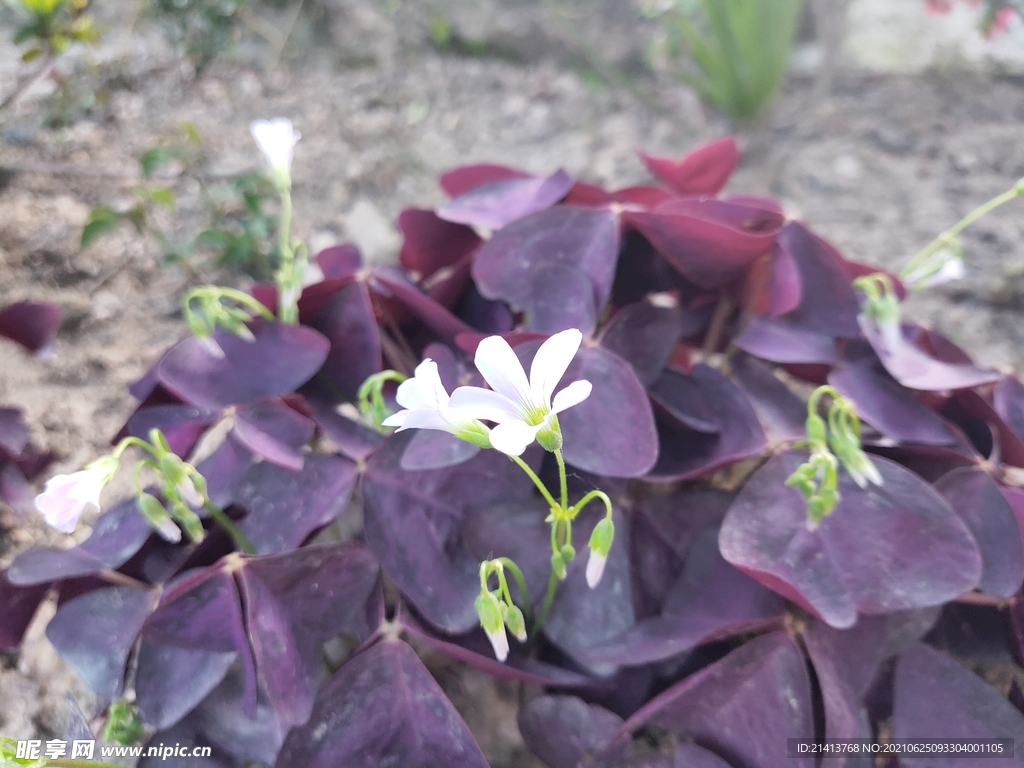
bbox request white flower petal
[392,409,451,432]
[448,386,523,424]
[177,478,204,508]
[474,336,532,409]
[250,118,300,173]
[489,421,543,457]
[155,518,182,543]
[529,329,583,405]
[485,625,509,663]
[381,411,407,427]
[551,379,593,415]
[586,549,607,589]
[395,359,447,411]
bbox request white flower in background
[249,118,300,187]
[904,254,966,290]
[382,359,493,448]
[176,476,205,508]
[449,329,592,456]
[34,456,119,534]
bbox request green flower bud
[504,605,527,642]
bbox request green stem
[204,501,256,555]
[555,450,568,511]
[568,489,613,519]
[496,558,532,621]
[901,182,1024,278]
[510,455,560,511]
[277,186,297,323]
[529,568,560,643]
[185,286,275,320]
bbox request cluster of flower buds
[184,286,274,359]
[475,560,528,662]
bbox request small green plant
[82,123,280,279]
[644,0,803,123]
[1,0,97,111]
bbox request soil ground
[2,1,1024,765]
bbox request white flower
[448,329,592,456]
[34,458,117,533]
[485,623,510,663]
[249,118,300,184]
[382,359,492,448]
[585,550,608,589]
[905,254,966,289]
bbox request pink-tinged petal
[551,380,592,415]
[585,550,607,588]
[394,409,452,432]
[530,328,583,405]
[474,336,531,409]
[155,517,183,543]
[490,421,543,457]
[176,478,204,508]
[449,386,523,424]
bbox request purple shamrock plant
[6,126,1024,768]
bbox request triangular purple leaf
[230,398,315,471]
[0,300,61,354]
[598,302,692,387]
[135,641,236,730]
[777,222,860,338]
[0,571,50,650]
[734,315,839,365]
[310,280,381,401]
[438,169,573,230]
[518,695,628,768]
[123,404,221,458]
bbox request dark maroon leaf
[625,198,783,289]
[135,641,235,730]
[124,404,220,457]
[935,467,1024,598]
[719,451,982,629]
[620,632,814,768]
[860,317,1000,391]
[728,353,806,445]
[193,434,255,509]
[316,243,363,279]
[235,454,357,554]
[8,497,153,585]
[776,222,860,338]
[362,433,533,632]
[304,397,385,462]
[438,169,573,231]
[599,303,687,386]
[138,722,230,768]
[46,585,156,706]
[369,267,476,342]
[829,359,958,445]
[399,208,482,280]
[0,300,61,354]
[230,398,315,471]
[518,695,628,768]
[158,319,330,409]
[544,510,636,673]
[310,280,381,401]
[767,242,801,316]
[440,163,531,196]
[0,407,28,457]
[647,365,767,482]
[995,375,1024,450]
[472,207,620,334]
[582,529,785,668]
[0,571,50,649]
[734,316,839,364]
[894,641,1024,762]
[275,639,489,768]
[637,137,738,196]
[557,345,658,478]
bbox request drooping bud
[586,517,615,588]
[475,591,509,662]
[504,605,527,643]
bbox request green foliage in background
[646,0,803,123]
[5,0,96,60]
[83,123,280,280]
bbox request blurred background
[2,0,1024,762]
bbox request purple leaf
[599,303,687,386]
[123,404,221,457]
[522,261,600,335]
[647,365,767,482]
[0,407,28,457]
[0,301,61,354]
[994,375,1024,451]
[767,242,801,317]
[8,497,153,585]
[305,397,385,462]
[399,208,482,280]
[440,163,531,196]
[275,639,489,768]
[310,280,381,401]
[193,434,255,509]
[518,696,627,768]
[734,316,839,365]
[557,344,658,478]
[0,571,50,650]
[158,319,330,409]
[935,467,1024,598]
[369,267,476,342]
[438,169,574,231]
[860,317,1000,391]
[829,359,958,445]
[230,398,315,471]
[316,243,363,279]
[620,632,814,768]
[625,198,783,290]
[135,641,235,730]
[637,137,739,196]
[544,510,635,673]
[472,206,620,332]
[582,529,785,668]
[894,641,1024,760]
[719,451,982,629]
[728,353,807,445]
[777,223,860,338]
[362,433,533,632]
[46,585,156,706]
[400,429,480,470]
[235,454,358,554]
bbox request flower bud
[586,517,615,588]
[475,591,508,662]
[504,605,527,643]
[551,551,567,580]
